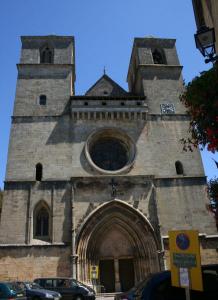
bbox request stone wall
[13,70,73,116]
[0,182,72,244]
[14,35,75,118]
[156,177,216,236]
[6,117,204,181]
[0,245,71,281]
[135,38,180,66]
[142,74,185,114]
[6,116,72,181]
[20,36,74,65]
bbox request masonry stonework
[0,246,71,281]
[0,35,217,292]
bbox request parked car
[115,279,149,300]
[0,282,26,300]
[34,278,95,300]
[15,282,61,300]
[116,264,218,300]
[139,264,218,300]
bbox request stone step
[96,292,121,297]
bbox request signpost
[169,230,203,300]
[90,265,99,279]
[90,265,99,292]
[179,268,190,287]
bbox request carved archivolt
[76,200,160,283]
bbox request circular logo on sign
[176,233,190,250]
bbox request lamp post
[194,26,218,63]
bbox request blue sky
[0,0,217,188]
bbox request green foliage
[180,65,218,153]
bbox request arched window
[35,163,43,181]
[175,161,184,175]
[152,49,166,64]
[34,202,50,239]
[39,95,46,105]
[40,46,53,64]
[36,207,49,236]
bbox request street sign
[173,253,197,268]
[179,268,190,287]
[90,265,99,279]
[169,230,203,291]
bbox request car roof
[16,281,33,284]
[202,264,218,270]
[35,278,74,280]
[0,282,18,284]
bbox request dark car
[15,282,61,300]
[34,278,95,300]
[139,264,218,300]
[0,282,26,300]
[115,279,149,300]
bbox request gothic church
[0,35,217,292]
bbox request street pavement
[96,295,115,300]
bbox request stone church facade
[0,35,217,292]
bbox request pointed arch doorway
[76,200,160,292]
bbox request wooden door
[119,258,134,292]
[99,259,115,292]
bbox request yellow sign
[169,230,203,291]
[90,265,99,279]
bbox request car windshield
[7,283,24,293]
[135,276,153,294]
[74,280,88,288]
[126,280,148,294]
[26,283,43,290]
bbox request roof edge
[71,95,146,100]
[21,35,74,42]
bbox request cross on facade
[110,178,118,198]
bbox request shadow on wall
[46,115,73,145]
[45,94,147,145]
[45,108,147,175]
[59,183,72,243]
[33,182,72,244]
[148,186,160,239]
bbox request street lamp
[194,26,218,63]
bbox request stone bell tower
[0,36,76,278]
[125,36,217,268]
[128,37,185,113]
[13,36,75,118]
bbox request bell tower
[13,35,75,117]
[127,37,185,114]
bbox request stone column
[71,182,77,279]
[51,184,54,243]
[71,255,78,279]
[114,259,121,292]
[25,184,32,244]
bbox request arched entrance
[76,200,160,292]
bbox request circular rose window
[85,129,136,174]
